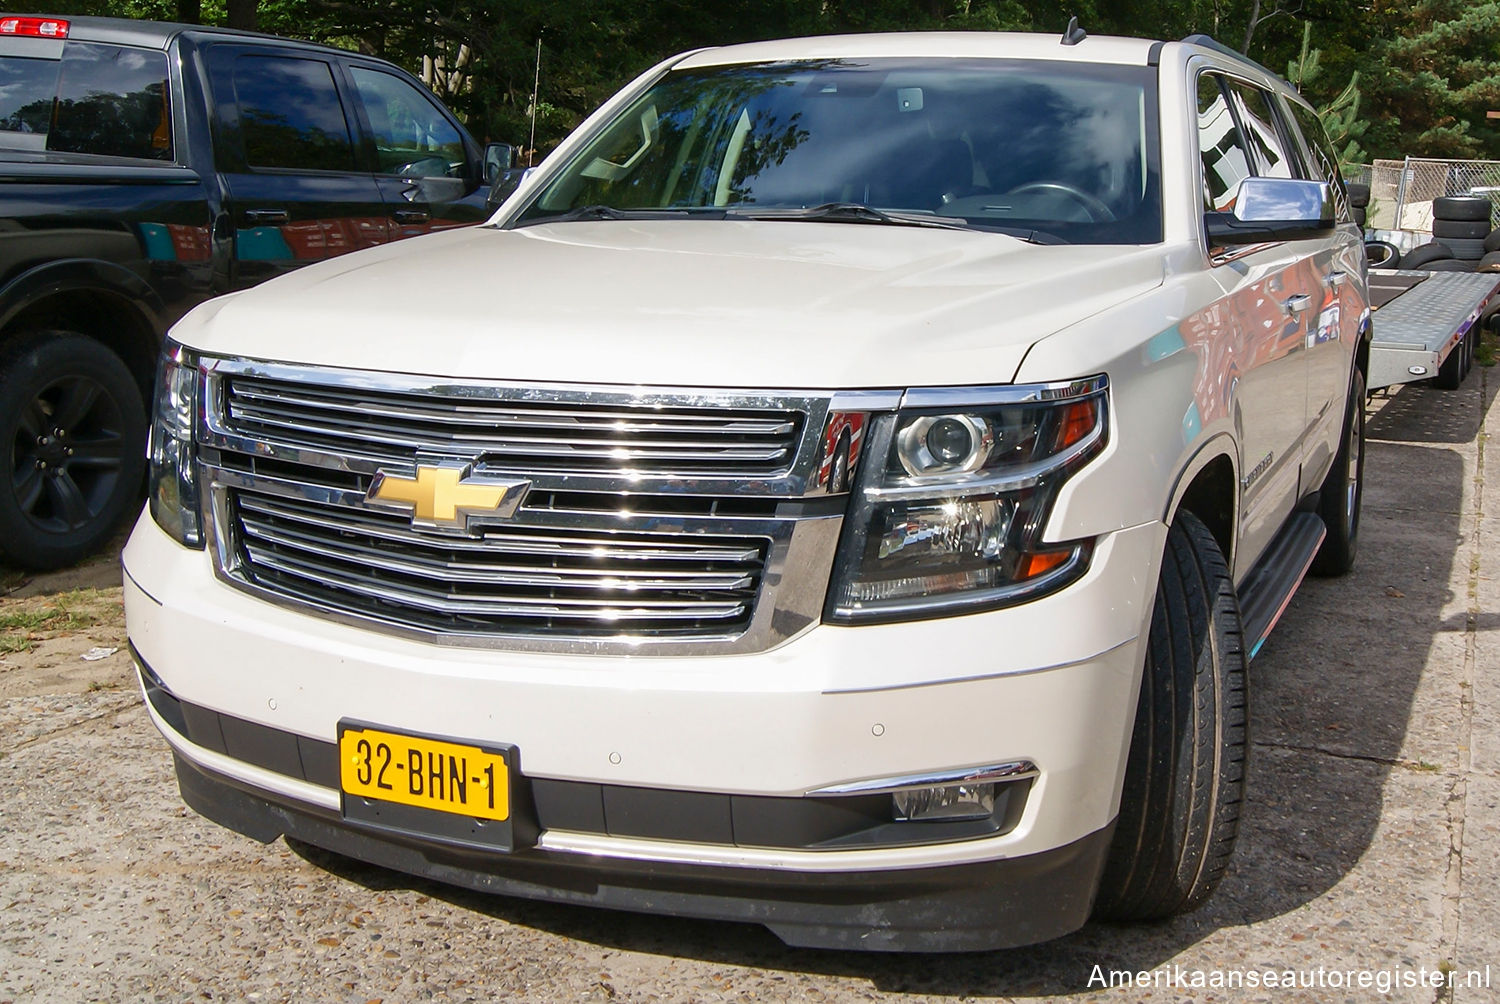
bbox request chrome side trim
[807,760,1039,797]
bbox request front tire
[1094,510,1247,921]
[0,332,147,570]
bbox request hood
[177,221,1166,389]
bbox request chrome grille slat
[239,520,756,591]
[228,386,796,434]
[222,373,804,477]
[242,544,750,621]
[236,494,763,562]
[226,411,794,461]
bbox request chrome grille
[196,360,873,653]
[229,490,768,638]
[222,373,803,476]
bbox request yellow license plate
[339,726,509,822]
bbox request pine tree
[1288,23,1368,171]
[1361,0,1500,159]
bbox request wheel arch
[0,260,166,402]
[1163,434,1239,566]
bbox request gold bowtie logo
[366,462,530,532]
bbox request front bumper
[124,510,1164,949]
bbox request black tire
[1346,182,1370,208]
[1428,195,1488,220]
[1441,237,1487,260]
[1311,368,1365,575]
[1434,219,1490,240]
[1435,326,1469,388]
[1433,196,1492,222]
[1485,229,1500,254]
[1423,259,1476,273]
[1364,240,1400,268]
[1398,241,1453,269]
[1094,510,1247,921]
[0,332,146,570]
[1478,250,1500,273]
[1352,206,1366,228]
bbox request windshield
[516,57,1161,244]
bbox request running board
[1236,512,1326,660]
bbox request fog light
[892,783,996,822]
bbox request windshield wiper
[516,205,715,227]
[725,202,972,231]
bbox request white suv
[125,30,1370,951]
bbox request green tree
[1360,0,1500,158]
[1287,22,1367,170]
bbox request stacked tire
[1347,182,1370,229]
[1424,197,1493,272]
[1481,227,1500,274]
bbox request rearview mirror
[487,166,535,213]
[1206,178,1336,246]
[483,143,516,186]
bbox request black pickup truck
[0,14,508,568]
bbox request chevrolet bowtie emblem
[365,462,530,533]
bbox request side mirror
[487,166,535,213]
[483,143,516,186]
[1206,178,1336,246]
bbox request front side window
[0,42,171,159]
[517,58,1161,244]
[233,54,353,171]
[350,66,465,178]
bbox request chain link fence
[1364,158,1500,232]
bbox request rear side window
[232,54,354,171]
[1285,99,1350,219]
[1224,80,1295,180]
[51,42,171,160]
[1196,73,1253,211]
[0,56,57,149]
[0,42,171,160]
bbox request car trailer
[1368,269,1500,391]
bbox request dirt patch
[0,532,131,700]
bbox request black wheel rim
[8,374,128,534]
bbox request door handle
[243,208,289,225]
[1328,270,1347,287]
[1281,294,1312,315]
[392,209,430,224]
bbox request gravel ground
[3,374,1499,1003]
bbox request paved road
[2,372,1497,1003]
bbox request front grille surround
[201,359,852,497]
[196,358,880,655]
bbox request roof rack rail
[1180,32,1288,85]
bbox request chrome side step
[1237,512,1326,660]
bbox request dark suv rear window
[0,41,171,160]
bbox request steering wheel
[1004,181,1117,223]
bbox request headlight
[147,339,203,547]
[826,377,1108,623]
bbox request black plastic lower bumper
[174,751,1113,952]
